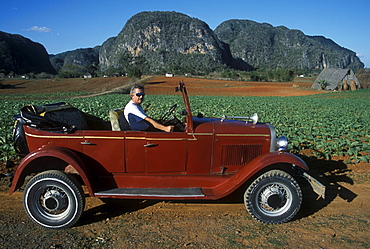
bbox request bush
[58,65,85,78]
[127,66,142,78]
[248,68,296,82]
[221,69,240,79]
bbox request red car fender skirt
[9,146,94,196]
[211,152,308,199]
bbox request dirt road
[1,163,369,248]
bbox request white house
[84,73,92,79]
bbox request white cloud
[25,26,53,33]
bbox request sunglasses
[135,93,145,97]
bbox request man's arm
[144,117,174,132]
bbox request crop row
[0,90,369,164]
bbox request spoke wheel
[244,170,302,224]
[23,170,85,229]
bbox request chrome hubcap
[257,183,292,216]
[260,185,287,210]
[42,189,68,213]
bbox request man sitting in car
[124,84,174,132]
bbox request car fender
[9,146,94,196]
[211,152,308,198]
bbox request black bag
[12,102,91,155]
[12,116,30,156]
[19,102,89,132]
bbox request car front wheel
[23,170,85,229]
[244,170,302,224]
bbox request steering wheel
[159,104,177,122]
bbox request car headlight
[276,136,288,151]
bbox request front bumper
[295,166,326,199]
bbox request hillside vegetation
[0,31,56,75]
[215,20,363,70]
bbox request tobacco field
[0,89,369,163]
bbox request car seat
[109,108,131,131]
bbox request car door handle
[144,143,158,147]
[81,140,95,145]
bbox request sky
[1,0,369,67]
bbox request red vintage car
[10,81,325,229]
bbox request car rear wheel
[244,170,302,224]
[23,170,85,229]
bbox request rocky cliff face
[1,12,364,75]
[99,11,230,73]
[214,19,364,70]
[49,47,100,72]
[0,31,56,74]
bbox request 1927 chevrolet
[10,81,325,229]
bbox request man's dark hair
[130,84,144,95]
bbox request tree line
[1,51,308,82]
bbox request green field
[1,90,369,163]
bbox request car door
[145,131,187,172]
[82,130,125,174]
[125,131,187,173]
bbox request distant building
[84,73,92,79]
[165,73,174,77]
[312,68,360,90]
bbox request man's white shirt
[124,100,149,131]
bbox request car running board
[95,187,205,198]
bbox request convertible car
[10,81,325,229]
